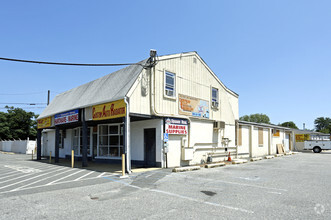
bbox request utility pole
[47,90,50,105]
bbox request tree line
[0,106,38,140]
[240,113,331,134]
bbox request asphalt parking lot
[0,151,330,219]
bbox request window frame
[72,127,92,156]
[164,70,176,98]
[59,130,63,149]
[97,123,124,159]
[211,87,219,108]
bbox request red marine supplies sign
[54,109,79,125]
[165,118,188,135]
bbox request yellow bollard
[32,150,33,160]
[122,154,125,177]
[49,151,52,163]
[71,150,74,168]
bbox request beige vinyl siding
[152,54,238,123]
[128,69,151,115]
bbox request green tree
[0,106,38,140]
[239,113,271,124]
[0,111,11,140]
[279,121,298,129]
[314,117,331,134]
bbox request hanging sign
[54,109,79,125]
[165,117,188,135]
[37,117,52,129]
[92,99,126,121]
[179,94,209,119]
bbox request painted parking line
[4,165,42,173]
[97,172,106,177]
[22,164,60,170]
[0,169,22,175]
[74,171,95,181]
[46,170,85,185]
[175,173,288,192]
[0,175,109,195]
[0,172,22,180]
[0,166,69,190]
[102,176,255,214]
[11,168,75,191]
[0,166,62,185]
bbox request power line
[0,57,143,67]
[0,91,46,95]
[0,103,47,105]
[0,107,45,109]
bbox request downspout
[124,96,131,173]
[149,63,192,168]
[268,128,271,155]
[249,125,253,158]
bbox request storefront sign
[179,94,209,119]
[295,134,310,142]
[37,117,52,129]
[165,117,188,135]
[92,99,126,121]
[54,109,79,125]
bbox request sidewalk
[34,157,161,174]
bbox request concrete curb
[292,152,300,154]
[275,154,284,157]
[265,155,274,159]
[232,159,248,164]
[250,157,262,162]
[172,166,201,172]
[0,151,15,155]
[284,152,293,155]
[205,162,226,168]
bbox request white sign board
[165,118,188,135]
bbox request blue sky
[0,0,330,130]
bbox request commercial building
[238,121,292,158]
[37,51,239,172]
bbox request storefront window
[98,124,124,158]
[72,127,91,156]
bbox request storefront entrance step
[172,166,201,172]
[265,155,274,159]
[250,157,263,161]
[205,162,226,168]
[275,154,284,157]
[231,159,248,164]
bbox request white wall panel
[130,119,163,163]
[238,126,249,155]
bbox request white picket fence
[0,140,36,154]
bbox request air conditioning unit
[165,90,173,97]
[213,121,225,129]
[212,101,219,108]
